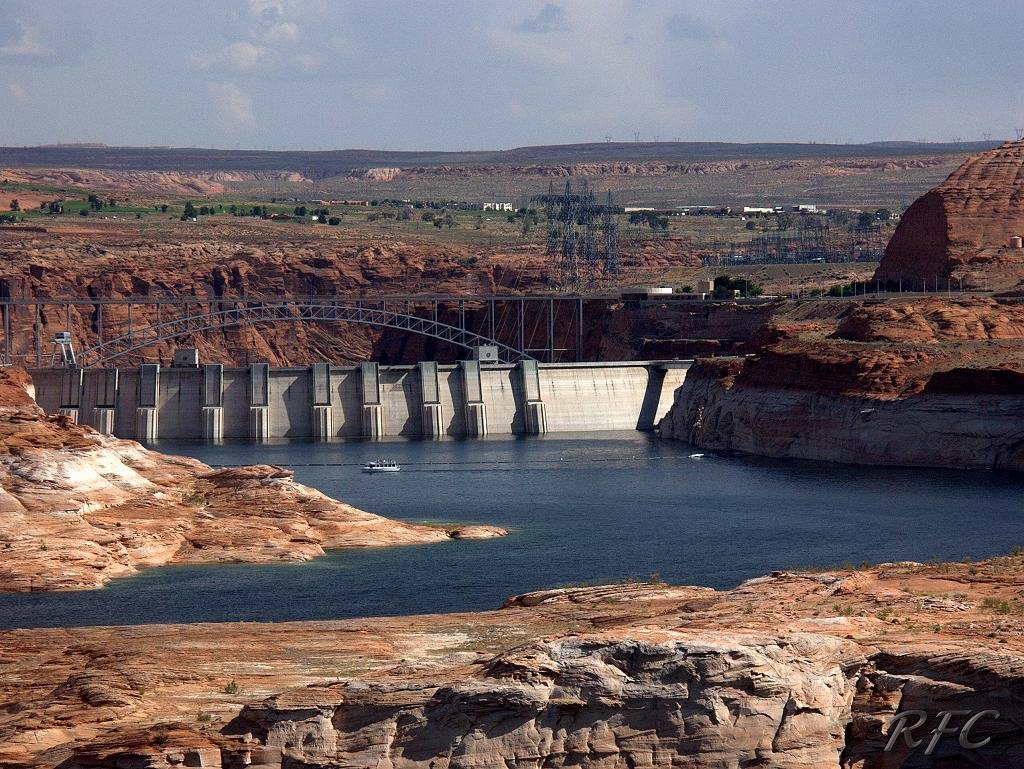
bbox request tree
[159,204,169,213]
[9,199,19,212]
[775,213,793,231]
[182,201,198,220]
[857,211,874,228]
[713,274,762,299]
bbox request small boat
[688,453,705,459]
[362,460,402,473]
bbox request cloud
[8,83,28,101]
[516,3,570,34]
[190,1,341,79]
[0,21,51,63]
[265,21,299,43]
[249,0,286,25]
[666,12,718,42]
[196,40,266,72]
[206,82,256,133]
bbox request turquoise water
[2,431,1022,629]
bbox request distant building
[742,206,774,215]
[794,204,819,213]
[483,202,514,212]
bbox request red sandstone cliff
[661,297,1024,469]
[875,141,1024,290]
[0,222,714,366]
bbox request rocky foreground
[2,554,1024,768]
[0,367,503,591]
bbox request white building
[483,202,514,212]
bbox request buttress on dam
[29,360,692,441]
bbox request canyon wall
[660,297,1024,470]
[0,229,723,367]
[660,357,1024,470]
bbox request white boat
[362,460,402,473]
[688,453,705,459]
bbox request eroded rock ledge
[5,557,1024,769]
[0,367,504,592]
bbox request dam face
[30,360,691,441]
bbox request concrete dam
[30,360,691,441]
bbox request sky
[2,0,1023,151]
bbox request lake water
[2,431,1023,629]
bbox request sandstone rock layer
[875,141,1024,290]
[8,559,1024,769]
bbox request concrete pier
[310,363,333,440]
[519,359,547,435]
[418,361,443,438]
[57,368,82,424]
[134,364,160,443]
[360,362,383,439]
[93,407,115,435]
[249,363,270,441]
[202,364,224,441]
[30,359,692,441]
[461,360,488,437]
[83,368,119,435]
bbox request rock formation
[875,141,1024,290]
[0,367,504,592]
[346,154,958,182]
[660,297,1024,469]
[0,167,308,196]
[5,555,1024,768]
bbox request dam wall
[30,360,691,441]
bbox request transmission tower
[531,181,622,290]
[602,191,620,275]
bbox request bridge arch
[76,301,532,367]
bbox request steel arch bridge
[73,300,533,367]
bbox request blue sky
[2,0,1022,150]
